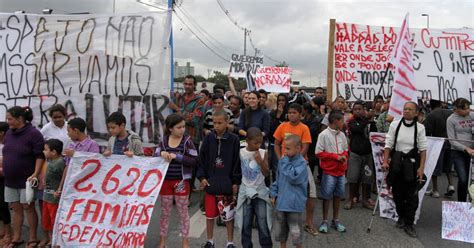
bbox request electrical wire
[216,0,245,31]
[136,0,169,10]
[176,6,242,54]
[178,5,242,53]
[215,0,284,64]
[173,10,230,63]
[264,54,282,64]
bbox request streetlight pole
[421,14,429,28]
[243,28,247,56]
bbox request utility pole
[254,48,258,57]
[207,69,212,79]
[243,28,247,56]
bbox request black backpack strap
[393,118,404,151]
[413,121,418,152]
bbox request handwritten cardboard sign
[52,152,169,247]
[332,22,474,103]
[442,201,474,244]
[0,12,172,143]
[229,54,263,78]
[254,66,292,93]
[370,132,444,223]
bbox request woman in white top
[382,101,427,238]
[40,104,70,149]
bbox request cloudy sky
[1,0,473,86]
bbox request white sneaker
[448,185,455,194]
[432,191,440,198]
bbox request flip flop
[363,202,375,210]
[6,240,24,248]
[304,224,319,236]
[0,237,11,246]
[344,202,353,210]
[26,240,40,248]
[37,239,50,248]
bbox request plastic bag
[25,178,37,204]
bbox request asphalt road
[8,174,473,248]
[142,175,472,248]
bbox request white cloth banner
[387,14,417,120]
[52,152,169,247]
[370,132,444,223]
[254,66,292,93]
[332,22,474,103]
[0,12,172,143]
[442,201,474,244]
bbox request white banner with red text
[52,152,169,247]
[370,132,444,223]
[332,22,474,103]
[254,66,292,93]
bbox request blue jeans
[451,150,470,202]
[241,198,272,248]
[320,174,345,200]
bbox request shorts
[320,174,345,200]
[307,166,317,198]
[42,201,59,231]
[4,187,32,204]
[204,193,236,221]
[347,152,374,184]
[275,211,304,245]
[160,179,190,196]
[433,148,451,176]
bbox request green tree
[275,61,289,67]
[208,71,247,93]
[174,75,206,83]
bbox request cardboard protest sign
[0,12,172,143]
[442,201,474,244]
[229,54,263,78]
[52,152,169,247]
[254,66,292,93]
[332,22,474,103]
[370,132,444,223]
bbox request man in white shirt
[382,101,427,238]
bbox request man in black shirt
[424,100,455,198]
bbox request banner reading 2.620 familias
[0,11,172,143]
[52,152,169,247]
[332,22,474,102]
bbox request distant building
[174,61,195,78]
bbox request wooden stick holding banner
[376,64,392,97]
[327,19,336,101]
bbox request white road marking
[188,209,207,238]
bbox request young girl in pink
[155,114,198,248]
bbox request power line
[173,10,230,63]
[216,0,245,31]
[264,54,282,64]
[136,0,169,10]
[215,0,284,63]
[176,5,241,54]
[175,8,231,58]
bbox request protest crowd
[0,73,472,248]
